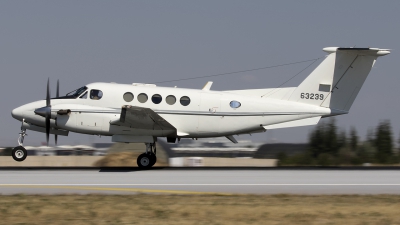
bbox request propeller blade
[46,78,51,107]
[56,79,59,98]
[45,115,50,146]
[54,118,58,145]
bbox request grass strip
[0,194,399,225]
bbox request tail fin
[288,47,390,111]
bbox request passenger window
[152,94,162,104]
[90,90,103,100]
[180,96,190,106]
[166,95,176,105]
[230,101,241,108]
[138,93,148,103]
[123,92,134,102]
[80,91,88,99]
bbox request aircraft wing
[110,105,176,131]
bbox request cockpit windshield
[53,86,88,99]
[66,86,88,97]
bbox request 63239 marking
[301,93,324,100]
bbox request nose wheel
[12,128,28,162]
[12,146,27,162]
[137,143,157,168]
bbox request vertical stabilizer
[288,47,390,112]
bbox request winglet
[202,81,213,91]
[225,135,238,143]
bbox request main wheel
[12,146,27,162]
[149,153,157,167]
[137,153,152,168]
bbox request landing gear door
[197,93,221,134]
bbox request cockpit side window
[90,89,103,100]
[80,91,88,99]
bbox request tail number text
[300,93,324,100]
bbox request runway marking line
[1,184,400,186]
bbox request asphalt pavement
[0,168,399,195]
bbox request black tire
[137,153,152,168]
[149,153,157,167]
[12,146,27,162]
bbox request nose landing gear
[137,143,157,168]
[12,129,28,162]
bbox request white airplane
[11,47,390,167]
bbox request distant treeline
[278,119,400,166]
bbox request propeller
[45,78,51,145]
[55,80,59,145]
[34,78,56,146]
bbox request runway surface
[0,169,399,195]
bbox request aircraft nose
[11,106,25,121]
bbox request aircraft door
[197,93,221,134]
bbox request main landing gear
[12,129,28,162]
[137,143,157,168]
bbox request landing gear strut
[12,129,28,162]
[137,143,157,168]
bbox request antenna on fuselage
[202,81,213,91]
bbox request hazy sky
[1,1,399,147]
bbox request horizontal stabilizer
[323,47,390,56]
[263,116,321,130]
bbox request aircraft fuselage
[12,82,332,139]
